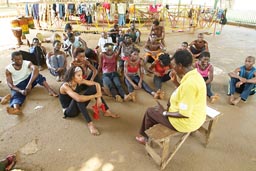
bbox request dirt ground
[0,24,256,171]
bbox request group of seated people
[1,20,255,138]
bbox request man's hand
[25,84,32,93]
[236,81,244,88]
[19,89,28,96]
[170,71,177,81]
[56,68,64,72]
[95,83,102,98]
[133,84,140,90]
[239,77,247,83]
[138,82,142,88]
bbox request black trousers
[139,107,176,138]
[64,85,109,123]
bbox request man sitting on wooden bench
[136,49,207,145]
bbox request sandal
[5,154,16,171]
[135,136,147,145]
[115,95,123,102]
[130,92,136,102]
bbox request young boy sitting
[228,56,256,105]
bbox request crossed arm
[6,62,39,96]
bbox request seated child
[189,33,209,59]
[148,53,172,99]
[98,43,132,102]
[195,51,219,103]
[46,40,67,82]
[124,48,159,101]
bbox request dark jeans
[139,107,176,138]
[153,71,171,90]
[125,75,153,94]
[190,46,205,55]
[87,72,103,86]
[228,77,255,101]
[64,85,109,123]
[103,72,126,98]
[10,74,46,107]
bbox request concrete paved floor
[0,24,256,171]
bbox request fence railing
[227,10,256,26]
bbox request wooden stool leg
[205,117,218,146]
[161,133,190,170]
[160,138,170,170]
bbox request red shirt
[155,60,169,76]
[102,53,117,73]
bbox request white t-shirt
[6,60,32,86]
[97,37,113,52]
[65,36,82,48]
[117,3,126,14]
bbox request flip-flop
[5,154,16,171]
[135,136,147,145]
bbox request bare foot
[210,94,219,104]
[48,89,59,97]
[229,95,235,105]
[88,123,100,136]
[7,107,22,115]
[0,94,11,105]
[104,110,120,118]
[231,97,241,105]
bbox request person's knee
[103,78,113,88]
[146,107,155,115]
[37,74,47,85]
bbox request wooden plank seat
[145,107,221,170]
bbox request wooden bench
[145,107,221,170]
